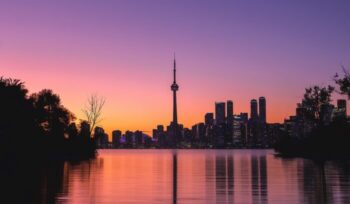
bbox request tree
[0,76,96,161]
[31,89,75,139]
[0,77,37,157]
[67,123,78,140]
[82,94,105,132]
[334,66,350,99]
[301,85,334,123]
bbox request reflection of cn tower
[172,151,177,204]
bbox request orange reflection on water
[49,150,350,204]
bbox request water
[5,149,350,203]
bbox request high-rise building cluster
[169,97,272,148]
[94,97,273,149]
[93,98,347,149]
[94,58,274,149]
[91,58,348,149]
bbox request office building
[250,99,258,120]
[227,100,234,123]
[215,102,226,125]
[259,97,266,123]
[205,113,214,126]
[112,130,122,147]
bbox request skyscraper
[215,102,226,125]
[205,113,214,126]
[226,100,234,146]
[250,99,258,120]
[227,100,234,123]
[259,97,266,123]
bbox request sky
[1,0,350,137]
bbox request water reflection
[2,150,350,204]
[247,155,267,204]
[173,153,177,204]
[301,161,329,204]
[337,162,350,203]
[227,155,234,203]
[0,161,66,203]
[215,155,226,203]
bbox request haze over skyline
[1,0,350,136]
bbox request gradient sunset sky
[1,1,350,136]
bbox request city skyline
[1,1,350,136]
[1,1,350,203]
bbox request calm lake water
[5,149,350,204]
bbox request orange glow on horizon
[2,58,345,141]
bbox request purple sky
[1,0,349,133]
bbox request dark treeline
[275,69,350,159]
[275,117,350,159]
[0,77,96,163]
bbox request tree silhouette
[334,67,350,99]
[0,77,38,158]
[275,83,350,159]
[82,94,105,132]
[301,85,334,123]
[30,89,75,140]
[67,123,78,140]
[0,76,95,162]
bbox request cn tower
[171,56,179,125]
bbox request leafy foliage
[301,85,334,123]
[334,67,350,99]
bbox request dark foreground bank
[0,77,96,164]
[274,119,350,160]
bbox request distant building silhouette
[192,123,205,144]
[112,130,122,148]
[205,113,214,126]
[94,127,108,148]
[204,113,214,146]
[153,125,167,147]
[215,102,226,125]
[259,97,266,123]
[249,99,260,147]
[233,113,248,147]
[134,130,143,147]
[226,100,234,145]
[227,100,234,123]
[125,131,133,147]
[250,99,258,121]
[158,125,164,132]
[152,125,164,141]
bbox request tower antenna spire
[173,52,176,83]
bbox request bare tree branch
[82,94,106,132]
